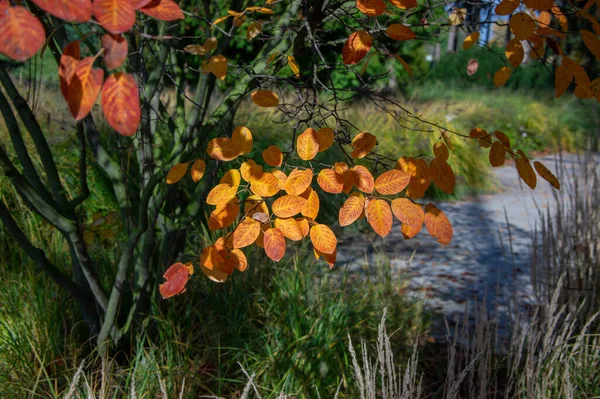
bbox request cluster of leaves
[1,0,580,301]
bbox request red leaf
[68,57,104,121]
[0,6,45,61]
[159,262,191,299]
[139,0,185,21]
[101,34,128,69]
[59,41,81,102]
[30,0,92,22]
[101,73,141,136]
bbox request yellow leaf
[231,219,261,248]
[287,55,300,77]
[252,89,279,107]
[207,183,237,205]
[220,169,241,188]
[463,31,480,50]
[231,126,253,154]
[190,159,206,182]
[300,187,320,219]
[250,172,281,197]
[213,15,231,25]
[275,217,305,241]
[241,160,263,182]
[166,163,188,184]
[374,169,410,195]
[297,127,319,160]
[207,137,239,161]
[244,195,269,218]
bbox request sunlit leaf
[424,203,453,245]
[244,195,269,219]
[275,218,305,241]
[297,128,319,161]
[343,31,372,65]
[272,195,307,218]
[366,199,393,238]
[203,55,228,79]
[352,166,375,194]
[139,0,184,21]
[220,169,241,188]
[339,192,365,227]
[287,55,300,77]
[285,168,313,196]
[264,228,286,262]
[250,172,281,197]
[231,126,253,155]
[388,0,417,9]
[190,160,206,183]
[207,137,240,161]
[310,224,337,254]
[397,157,430,199]
[252,90,279,107]
[300,188,320,220]
[357,0,386,17]
[207,183,236,205]
[317,169,344,194]
[93,0,136,34]
[208,198,240,231]
[374,169,410,195]
[350,132,377,159]
[231,218,261,248]
[241,160,264,182]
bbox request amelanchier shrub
[0,0,595,353]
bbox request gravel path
[336,154,581,336]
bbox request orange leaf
[101,34,128,69]
[231,219,261,248]
[166,163,188,184]
[388,0,417,9]
[424,203,453,245]
[301,187,320,220]
[310,224,337,254]
[101,73,140,136]
[343,31,372,65]
[297,127,319,161]
[139,0,184,21]
[374,169,410,195]
[285,168,313,195]
[271,169,288,190]
[0,6,45,62]
[494,131,511,148]
[207,137,240,161]
[263,145,283,167]
[225,249,248,272]
[515,151,537,189]
[200,246,225,269]
[317,169,344,194]
[207,183,236,205]
[429,159,456,194]
[31,0,92,22]
[350,132,377,159]
[250,172,281,197]
[357,0,386,17]
[159,262,191,299]
[59,41,81,102]
[314,248,337,269]
[391,198,424,239]
[241,160,264,182]
[231,126,253,155]
[386,24,416,41]
[352,166,375,194]
[287,55,300,76]
[489,141,506,167]
[272,195,307,218]
[534,161,560,190]
[264,228,286,262]
[315,128,335,152]
[275,218,305,241]
[252,90,279,107]
[220,169,241,188]
[202,55,228,79]
[433,142,449,161]
[366,199,393,237]
[68,57,104,121]
[208,199,240,231]
[191,160,206,182]
[93,0,136,33]
[339,192,365,226]
[397,157,431,199]
[493,66,511,88]
[509,12,535,40]
[200,264,229,283]
[463,31,480,50]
